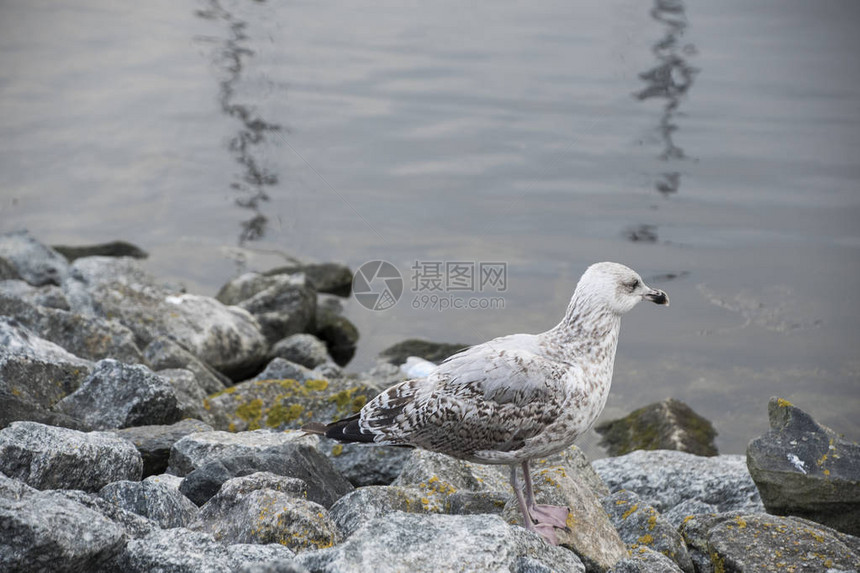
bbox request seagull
[304,262,668,544]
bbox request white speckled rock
[0,421,142,491]
[99,480,198,528]
[296,512,585,573]
[592,450,764,515]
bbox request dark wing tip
[301,414,377,444]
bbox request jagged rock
[65,256,268,379]
[178,448,352,509]
[0,421,142,491]
[0,486,125,572]
[203,373,376,434]
[144,473,184,490]
[54,359,183,430]
[0,230,69,286]
[228,546,302,573]
[0,256,21,280]
[216,272,302,306]
[680,512,860,573]
[0,316,92,408]
[377,338,467,366]
[106,528,296,573]
[747,396,860,535]
[114,419,214,477]
[317,437,411,487]
[250,357,315,382]
[313,302,358,367]
[595,398,718,457]
[446,490,510,516]
[156,368,215,425]
[143,336,229,394]
[661,498,720,529]
[0,390,90,431]
[608,547,684,573]
[99,479,198,528]
[295,512,585,573]
[0,292,143,363]
[0,280,69,309]
[592,450,764,516]
[237,559,310,573]
[601,490,693,573]
[264,263,353,297]
[46,489,157,539]
[226,274,317,346]
[52,240,148,261]
[329,485,443,539]
[190,473,337,552]
[271,334,332,368]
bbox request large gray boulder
[0,390,90,431]
[0,316,92,409]
[0,421,142,491]
[99,479,198,528]
[143,336,229,395]
[296,512,585,573]
[595,398,718,457]
[270,333,332,369]
[263,263,353,297]
[592,450,764,516]
[106,528,297,573]
[0,289,142,363]
[680,512,860,573]
[601,490,693,573]
[0,230,69,286]
[0,487,125,573]
[747,396,860,535]
[189,472,337,552]
[65,256,268,379]
[54,359,183,430]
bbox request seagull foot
[528,504,570,530]
[530,523,562,545]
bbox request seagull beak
[643,289,669,306]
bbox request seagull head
[578,262,669,315]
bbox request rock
[114,419,214,477]
[0,390,91,431]
[270,334,332,368]
[329,485,443,539]
[592,450,764,516]
[661,498,720,529]
[601,490,693,573]
[167,429,312,476]
[313,303,358,367]
[223,274,316,346]
[228,545,301,572]
[446,490,511,516]
[0,487,125,572]
[98,479,198,528]
[0,230,69,286]
[178,448,353,509]
[295,512,585,573]
[107,528,296,573]
[317,437,411,487]
[608,547,684,573]
[250,357,315,383]
[747,396,860,535]
[203,374,376,434]
[51,240,149,261]
[54,359,183,430]
[156,368,215,425]
[0,279,69,309]
[66,256,268,379]
[0,316,92,409]
[144,473,185,490]
[393,449,511,494]
[595,398,718,457]
[143,336,230,394]
[0,256,22,280]
[377,338,468,366]
[0,421,142,491]
[189,473,337,552]
[0,291,143,363]
[238,559,310,573]
[680,512,860,573]
[47,488,157,539]
[264,263,353,297]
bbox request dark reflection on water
[195,0,281,247]
[636,0,698,197]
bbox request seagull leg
[510,464,561,545]
[521,460,570,530]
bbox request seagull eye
[626,279,640,292]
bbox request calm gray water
[1,0,858,455]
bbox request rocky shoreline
[1,230,858,572]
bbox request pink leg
[510,464,561,545]
[521,460,570,529]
